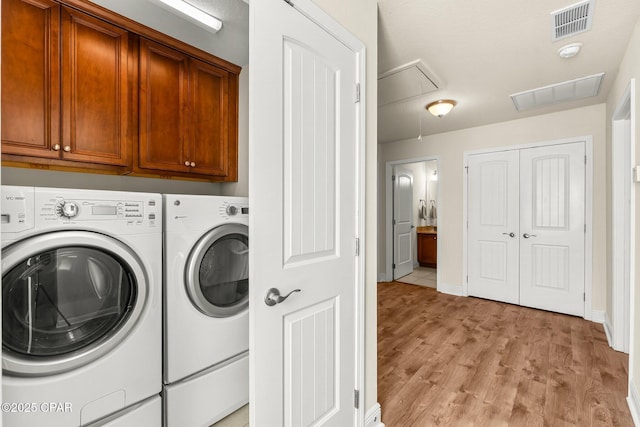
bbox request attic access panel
[378,60,443,106]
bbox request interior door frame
[609,79,636,353]
[383,156,441,287]
[248,0,367,423]
[462,136,594,320]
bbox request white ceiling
[377,0,640,143]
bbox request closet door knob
[523,233,537,239]
[502,232,515,238]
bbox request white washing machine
[1,186,162,427]
[163,194,249,426]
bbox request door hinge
[465,165,469,174]
[284,0,294,6]
[393,219,396,225]
[392,175,396,181]
[354,389,360,409]
[466,275,469,283]
[354,238,360,256]
[355,83,361,103]
[584,223,587,233]
[584,293,586,301]
[392,263,396,269]
[585,155,587,165]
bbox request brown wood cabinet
[137,38,238,181]
[417,233,437,268]
[2,0,132,170]
[2,0,240,181]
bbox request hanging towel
[419,200,428,220]
[428,200,437,221]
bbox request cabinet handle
[190,162,196,167]
[184,161,190,167]
[52,144,61,151]
[63,146,71,152]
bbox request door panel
[61,7,131,166]
[519,142,585,316]
[393,167,414,279]
[138,39,189,173]
[250,0,359,425]
[1,0,60,158]
[468,151,520,304]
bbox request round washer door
[2,231,147,376]
[185,223,249,317]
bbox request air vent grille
[551,0,594,41]
[510,73,604,111]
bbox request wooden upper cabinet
[60,6,131,166]
[1,0,61,158]
[138,38,238,181]
[138,38,189,174]
[1,1,132,169]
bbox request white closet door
[467,151,520,304]
[393,167,414,279]
[519,142,585,316]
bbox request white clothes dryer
[1,186,162,427]
[163,194,249,383]
[163,194,249,426]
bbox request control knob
[226,205,238,216]
[57,201,79,218]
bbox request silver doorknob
[264,288,301,306]
[523,233,537,239]
[502,232,515,238]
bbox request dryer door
[186,223,249,317]
[2,231,147,376]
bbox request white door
[467,151,520,304]
[519,143,585,316]
[249,0,362,425]
[467,142,586,317]
[393,167,414,279]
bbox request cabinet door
[1,0,60,158]
[188,58,237,178]
[138,39,190,173]
[61,7,131,166]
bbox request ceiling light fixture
[558,42,582,58]
[155,0,223,33]
[426,99,457,117]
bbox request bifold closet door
[467,150,520,304]
[467,142,585,317]
[519,142,585,316]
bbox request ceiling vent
[378,60,443,106]
[510,72,604,111]
[551,0,595,41]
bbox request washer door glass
[187,224,249,317]
[3,247,135,357]
[2,231,147,376]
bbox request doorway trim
[462,136,594,320]
[384,156,441,289]
[609,79,636,353]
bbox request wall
[379,104,607,315]
[311,0,379,414]
[606,16,640,417]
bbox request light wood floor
[378,282,633,426]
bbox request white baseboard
[378,273,388,282]
[437,282,463,296]
[628,380,640,426]
[603,312,614,348]
[365,403,384,427]
[591,309,605,324]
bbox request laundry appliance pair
[0,187,249,427]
